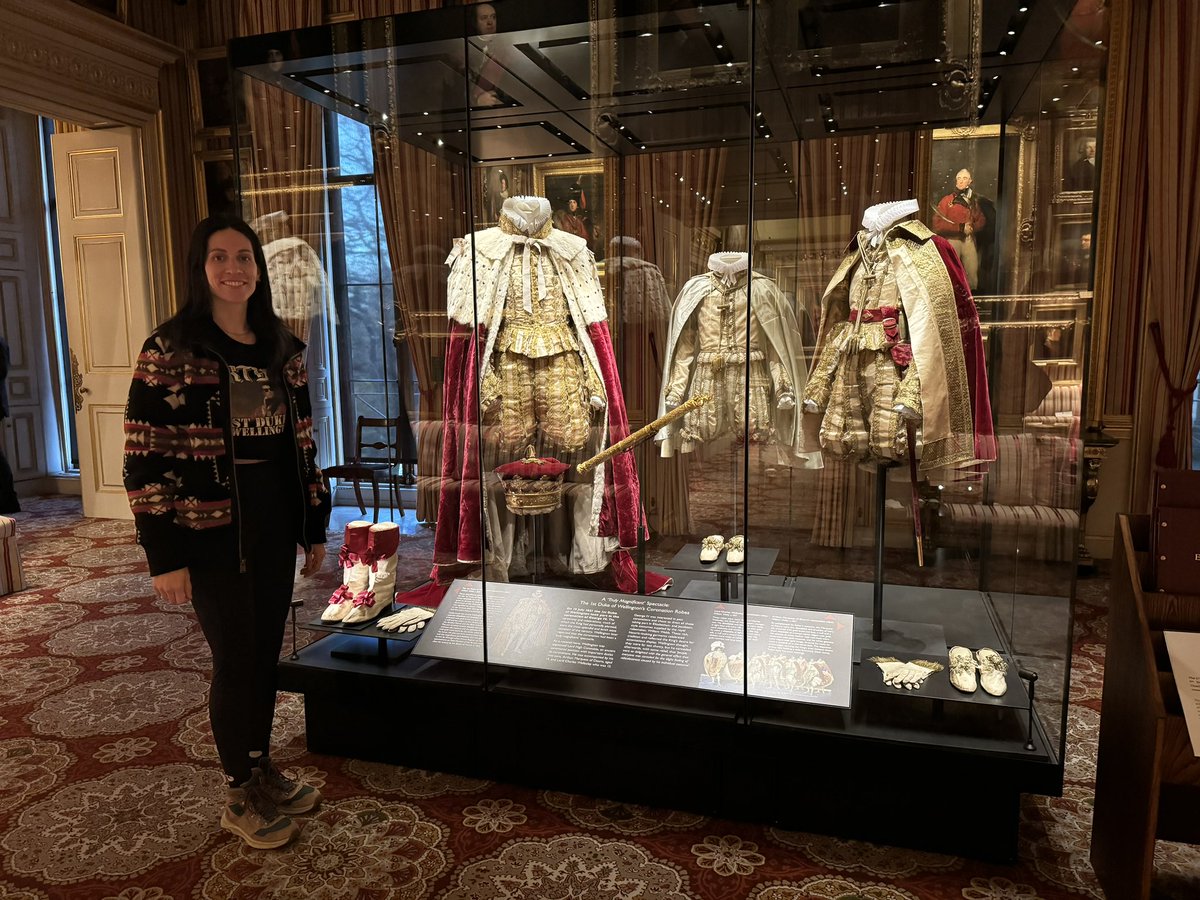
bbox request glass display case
[230,0,1107,858]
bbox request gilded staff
[576,393,712,473]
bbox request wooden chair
[322,416,403,523]
[1090,514,1200,899]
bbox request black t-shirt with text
[209,329,291,463]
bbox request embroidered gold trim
[904,238,973,471]
[499,215,553,239]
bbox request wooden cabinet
[1091,514,1200,899]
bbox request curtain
[611,149,729,535]
[1127,1,1200,508]
[237,1,325,340]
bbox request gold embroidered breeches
[491,349,593,452]
[813,344,921,467]
[678,350,775,446]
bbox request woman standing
[124,214,330,849]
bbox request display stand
[530,514,544,584]
[666,543,782,603]
[873,464,887,641]
[302,602,423,665]
[854,465,942,653]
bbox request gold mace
[576,393,712,473]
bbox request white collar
[707,252,749,286]
[500,196,552,235]
[861,199,920,246]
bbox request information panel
[414,580,854,707]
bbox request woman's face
[205,228,258,307]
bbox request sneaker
[257,758,322,815]
[221,769,301,849]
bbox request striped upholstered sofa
[938,383,1081,562]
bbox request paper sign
[1164,631,1200,756]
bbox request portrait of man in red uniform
[932,167,988,291]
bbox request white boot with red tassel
[342,522,401,624]
[321,520,372,622]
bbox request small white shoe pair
[949,646,1008,696]
[699,534,745,565]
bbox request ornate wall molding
[0,0,179,126]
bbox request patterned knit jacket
[123,330,329,576]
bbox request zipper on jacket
[203,342,247,573]
[282,351,312,554]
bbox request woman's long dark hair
[156,214,294,369]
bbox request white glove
[887,662,929,689]
[870,657,906,684]
[871,657,943,690]
[377,606,435,633]
[589,394,606,410]
[777,391,796,412]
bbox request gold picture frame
[1031,296,1088,368]
[1053,115,1098,205]
[477,163,533,227]
[1050,214,1094,291]
[533,158,607,263]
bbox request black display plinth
[857,649,1028,709]
[280,602,1062,863]
[666,543,779,602]
[852,617,946,657]
[301,607,424,664]
[678,579,796,607]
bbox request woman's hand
[301,544,326,577]
[153,568,192,605]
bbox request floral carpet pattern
[0,496,1197,899]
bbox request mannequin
[655,252,818,466]
[433,196,666,595]
[473,196,605,453]
[804,200,995,473]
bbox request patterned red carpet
[1,495,1198,899]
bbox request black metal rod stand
[532,515,543,584]
[873,465,887,642]
[1019,668,1039,751]
[637,486,647,595]
[289,599,303,659]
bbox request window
[1192,383,1200,469]
[326,114,402,455]
[37,117,78,473]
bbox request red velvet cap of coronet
[494,456,569,479]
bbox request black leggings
[190,464,301,785]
